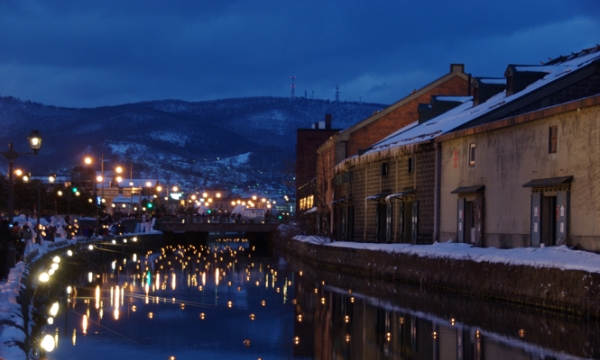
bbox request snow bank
[293,236,600,274]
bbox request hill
[0,96,386,197]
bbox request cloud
[0,0,598,107]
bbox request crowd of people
[0,212,159,281]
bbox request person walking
[0,220,13,281]
[17,224,33,262]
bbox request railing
[159,215,280,225]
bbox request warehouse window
[469,143,476,166]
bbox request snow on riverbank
[293,235,600,274]
[0,263,28,360]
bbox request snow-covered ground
[293,235,600,274]
[0,262,28,360]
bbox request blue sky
[0,0,598,108]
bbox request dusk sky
[0,0,598,108]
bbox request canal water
[44,235,600,360]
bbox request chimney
[418,104,433,123]
[472,77,506,106]
[430,96,466,118]
[419,96,470,124]
[450,63,465,74]
[504,65,548,97]
[325,114,332,129]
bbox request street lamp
[1,130,43,224]
[21,171,55,242]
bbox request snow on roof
[434,96,472,102]
[365,98,473,151]
[513,64,565,73]
[356,48,600,160]
[479,78,506,84]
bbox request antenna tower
[335,85,340,103]
[290,76,296,99]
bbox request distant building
[296,114,340,232]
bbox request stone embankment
[275,236,600,318]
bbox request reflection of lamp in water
[82,315,88,335]
[201,272,206,304]
[114,286,120,309]
[49,302,59,317]
[95,286,100,309]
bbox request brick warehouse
[333,46,600,248]
[334,96,471,244]
[317,64,470,237]
[296,114,340,233]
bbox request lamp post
[1,130,43,224]
[21,173,55,242]
[171,186,179,215]
[84,154,112,208]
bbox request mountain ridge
[0,95,387,196]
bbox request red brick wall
[315,141,337,234]
[348,77,468,156]
[296,129,338,188]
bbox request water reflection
[45,236,600,359]
[289,255,600,360]
[49,237,296,360]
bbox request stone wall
[277,237,600,318]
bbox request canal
[42,235,600,359]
